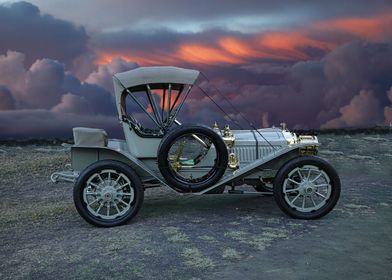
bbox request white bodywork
[55,66,319,191]
[49,66,340,228]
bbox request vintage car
[51,66,341,227]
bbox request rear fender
[71,146,166,185]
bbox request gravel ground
[0,134,391,280]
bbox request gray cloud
[240,63,291,75]
[383,87,392,124]
[28,0,392,32]
[51,93,92,115]
[179,40,392,129]
[0,50,121,138]
[0,51,116,114]
[23,58,66,109]
[86,57,138,93]
[322,90,384,128]
[0,1,90,69]
[0,86,15,110]
[1,1,392,138]
[0,110,122,138]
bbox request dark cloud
[0,1,90,69]
[93,10,392,68]
[0,50,121,138]
[1,1,392,138]
[0,110,121,138]
[383,87,392,124]
[322,90,383,128]
[0,86,15,110]
[176,40,392,129]
[31,0,392,32]
[74,83,117,115]
[23,58,66,109]
[0,51,116,114]
[240,63,291,75]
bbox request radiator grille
[232,146,277,164]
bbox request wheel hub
[298,180,315,195]
[100,186,117,202]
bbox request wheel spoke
[116,183,130,190]
[313,183,329,188]
[118,198,129,206]
[88,198,99,206]
[114,174,122,185]
[106,202,110,216]
[95,201,104,215]
[315,191,326,199]
[86,191,98,196]
[97,174,104,183]
[114,202,120,214]
[297,169,304,180]
[107,172,111,182]
[117,192,132,196]
[291,193,301,204]
[284,188,299,193]
[310,195,317,207]
[307,168,312,180]
[89,182,100,189]
[310,172,322,183]
[288,178,300,185]
[302,195,306,209]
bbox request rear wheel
[73,160,144,227]
[273,156,340,219]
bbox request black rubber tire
[157,124,228,193]
[273,156,340,219]
[73,160,144,227]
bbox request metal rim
[283,165,332,213]
[83,169,135,220]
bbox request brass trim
[299,145,319,155]
[228,153,240,169]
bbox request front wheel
[73,160,144,227]
[273,156,340,219]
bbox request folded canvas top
[73,127,108,147]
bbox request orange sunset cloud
[96,12,392,66]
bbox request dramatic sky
[1,0,392,138]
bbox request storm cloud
[180,41,392,129]
[1,1,392,138]
[0,51,116,113]
[27,0,392,32]
[0,86,15,110]
[86,58,138,93]
[0,110,121,138]
[0,1,91,70]
[0,50,124,138]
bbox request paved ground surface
[0,134,391,280]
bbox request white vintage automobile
[52,66,340,227]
